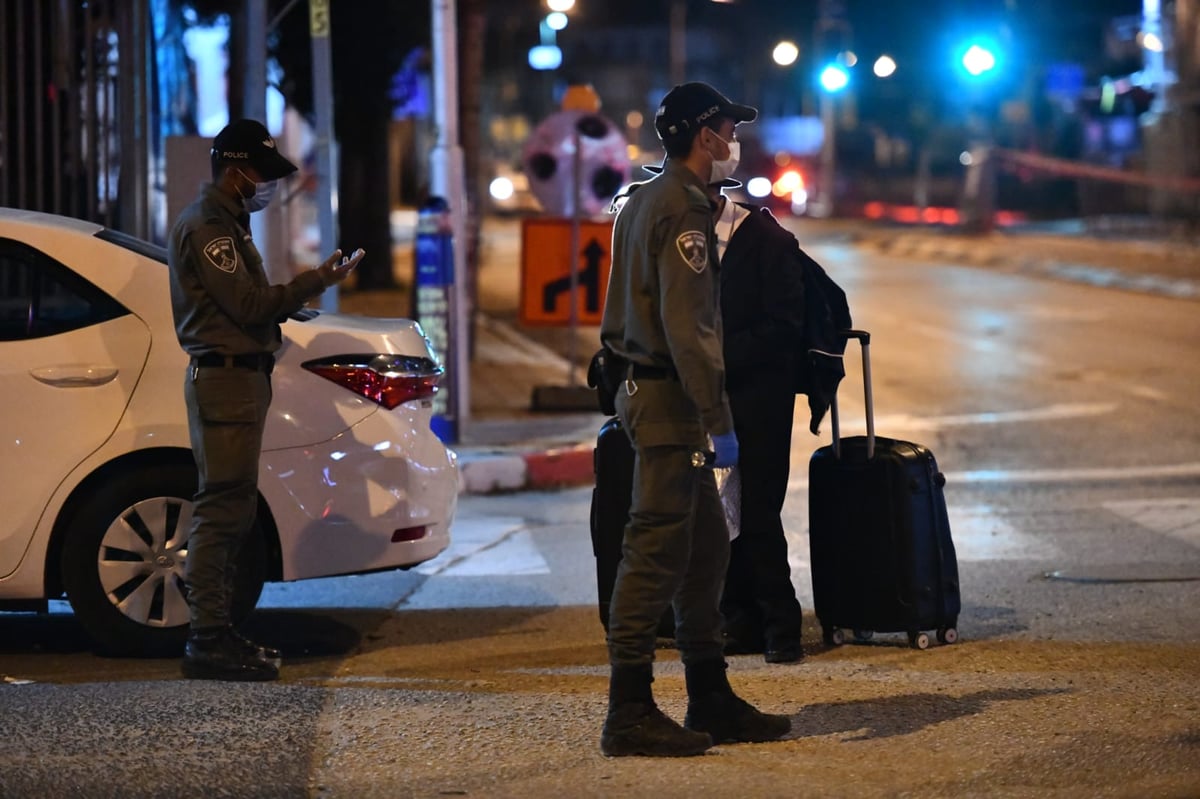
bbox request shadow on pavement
[790,687,1070,741]
[0,611,92,655]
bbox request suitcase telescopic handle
[830,329,875,460]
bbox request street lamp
[773,40,800,68]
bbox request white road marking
[1103,498,1200,550]
[1124,384,1170,402]
[1016,304,1108,322]
[816,398,1118,438]
[433,529,549,576]
[870,312,1048,368]
[948,505,1059,560]
[948,462,1200,485]
[865,402,1118,432]
[789,461,1200,492]
[783,505,1058,571]
[417,515,549,576]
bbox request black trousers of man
[720,373,802,651]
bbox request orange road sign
[520,217,614,326]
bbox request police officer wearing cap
[168,118,363,681]
[598,83,791,757]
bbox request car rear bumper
[260,407,458,581]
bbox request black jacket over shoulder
[720,204,852,434]
[720,205,806,390]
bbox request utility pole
[430,0,471,437]
[1144,0,1200,218]
[309,0,339,311]
[813,0,849,218]
[243,0,287,285]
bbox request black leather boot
[684,659,791,743]
[182,626,279,682]
[228,626,282,662]
[600,663,712,757]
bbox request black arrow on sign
[542,237,605,314]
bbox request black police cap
[654,82,757,142]
[210,118,298,181]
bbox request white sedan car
[0,209,458,655]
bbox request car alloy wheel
[60,462,267,656]
[96,495,192,631]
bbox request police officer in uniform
[168,118,363,681]
[598,83,791,757]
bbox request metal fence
[1,0,157,239]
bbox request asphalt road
[2,234,1198,798]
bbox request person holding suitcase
[597,82,791,758]
[713,186,812,663]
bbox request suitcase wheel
[937,627,959,645]
[822,627,845,646]
[908,631,931,650]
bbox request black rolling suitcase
[590,416,675,638]
[808,330,960,650]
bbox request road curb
[524,444,595,490]
[457,444,594,495]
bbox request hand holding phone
[318,247,365,286]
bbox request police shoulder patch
[202,236,239,273]
[675,230,708,274]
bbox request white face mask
[244,179,278,213]
[236,168,278,213]
[707,131,741,184]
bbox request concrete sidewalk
[340,214,1199,495]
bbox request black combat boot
[683,659,791,744]
[228,626,282,662]
[600,663,713,757]
[182,626,279,682]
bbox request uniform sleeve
[182,221,325,326]
[723,225,807,387]
[656,202,735,436]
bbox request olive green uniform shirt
[600,159,733,436]
[168,184,326,357]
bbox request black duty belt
[630,363,678,381]
[192,353,275,373]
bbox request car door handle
[29,365,119,387]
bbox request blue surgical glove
[710,431,740,469]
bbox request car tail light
[302,354,443,410]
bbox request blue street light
[528,45,562,70]
[958,40,999,78]
[819,63,850,93]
